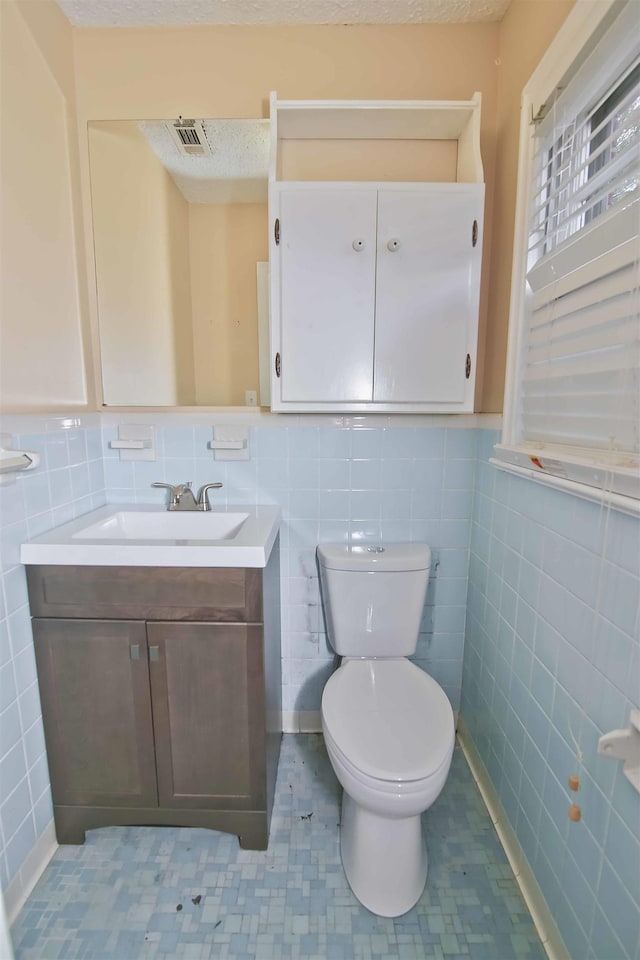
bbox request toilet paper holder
[598,709,640,793]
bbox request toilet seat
[321,659,454,784]
[322,723,450,803]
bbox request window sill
[491,443,640,518]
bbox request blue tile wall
[101,418,477,715]
[0,417,106,892]
[4,412,638,960]
[461,430,640,960]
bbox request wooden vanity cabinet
[26,543,281,850]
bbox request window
[585,62,640,225]
[495,0,640,514]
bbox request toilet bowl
[321,657,454,917]
[317,543,455,917]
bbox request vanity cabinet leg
[238,826,268,851]
[55,824,86,845]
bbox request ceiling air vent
[167,119,212,157]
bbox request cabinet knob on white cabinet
[352,239,366,252]
[387,238,401,252]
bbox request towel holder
[0,446,40,478]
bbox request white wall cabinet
[268,95,485,414]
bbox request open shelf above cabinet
[269,91,483,184]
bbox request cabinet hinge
[465,354,472,379]
[274,218,280,246]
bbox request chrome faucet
[152,481,223,511]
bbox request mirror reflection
[88,118,270,406]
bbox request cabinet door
[374,189,482,403]
[278,188,377,401]
[32,619,157,808]
[148,622,265,810]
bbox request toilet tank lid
[317,543,431,572]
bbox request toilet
[318,542,455,918]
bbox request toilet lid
[322,659,454,783]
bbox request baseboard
[282,710,322,733]
[5,820,57,927]
[457,717,569,960]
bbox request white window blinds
[519,3,640,472]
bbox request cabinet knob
[387,238,401,252]
[352,239,366,252]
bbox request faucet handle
[196,482,223,511]
[151,481,178,507]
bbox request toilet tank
[317,543,431,657]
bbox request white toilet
[318,542,455,918]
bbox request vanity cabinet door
[147,622,265,810]
[32,619,158,808]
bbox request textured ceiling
[138,118,270,203]
[56,0,511,28]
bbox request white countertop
[21,504,280,568]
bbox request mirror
[88,118,270,406]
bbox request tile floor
[11,736,545,960]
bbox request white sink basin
[73,510,249,542]
[21,504,280,568]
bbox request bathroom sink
[21,504,280,568]
[73,510,249,542]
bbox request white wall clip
[209,426,250,461]
[109,425,156,461]
[598,709,640,793]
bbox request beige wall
[0,6,576,414]
[167,179,197,406]
[89,122,195,405]
[484,0,575,411]
[279,139,459,182]
[73,22,501,409]
[0,0,90,412]
[72,23,501,117]
[190,204,268,406]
